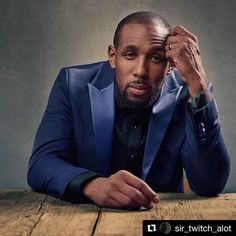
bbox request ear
[108,45,116,69]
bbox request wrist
[184,69,208,98]
[188,79,208,99]
[83,177,105,199]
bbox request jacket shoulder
[66,61,105,71]
[65,61,106,85]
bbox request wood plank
[0,189,100,236]
[1,190,236,236]
[30,195,100,236]
[94,193,236,236]
[0,189,47,236]
[154,193,236,220]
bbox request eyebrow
[121,45,138,51]
[121,44,165,53]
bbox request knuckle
[117,170,128,177]
[183,42,189,50]
[101,194,110,206]
[180,42,186,50]
[137,181,146,191]
[186,37,191,44]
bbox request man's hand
[166,25,208,98]
[83,170,159,209]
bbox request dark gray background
[0,0,235,192]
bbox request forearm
[182,97,230,196]
[27,67,89,198]
[27,151,91,198]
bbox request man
[27,11,230,209]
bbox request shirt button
[199,123,205,128]
[130,154,134,159]
[133,125,138,129]
[200,138,207,145]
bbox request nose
[133,57,148,79]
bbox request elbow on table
[27,166,43,193]
[189,154,230,197]
[189,176,230,197]
[191,185,222,197]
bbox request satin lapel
[142,74,183,180]
[88,82,115,176]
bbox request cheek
[115,62,133,89]
[115,70,127,91]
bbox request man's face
[108,23,169,109]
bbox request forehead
[118,23,169,47]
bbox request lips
[128,84,150,96]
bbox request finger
[165,42,194,56]
[167,36,195,45]
[165,45,199,75]
[119,183,153,208]
[121,171,159,203]
[170,25,198,43]
[103,197,123,209]
[111,190,141,209]
[165,40,199,57]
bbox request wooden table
[0,189,235,236]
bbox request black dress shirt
[110,103,151,178]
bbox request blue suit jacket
[27,61,230,198]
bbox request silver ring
[169,43,172,50]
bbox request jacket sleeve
[181,86,230,196]
[64,172,101,202]
[27,68,97,198]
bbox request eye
[150,55,164,63]
[124,52,136,60]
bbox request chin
[126,97,150,110]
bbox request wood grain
[0,189,100,236]
[0,189,47,236]
[30,195,100,236]
[93,193,236,236]
[0,190,235,236]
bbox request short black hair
[113,11,171,49]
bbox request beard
[114,79,161,111]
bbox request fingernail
[153,195,160,203]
